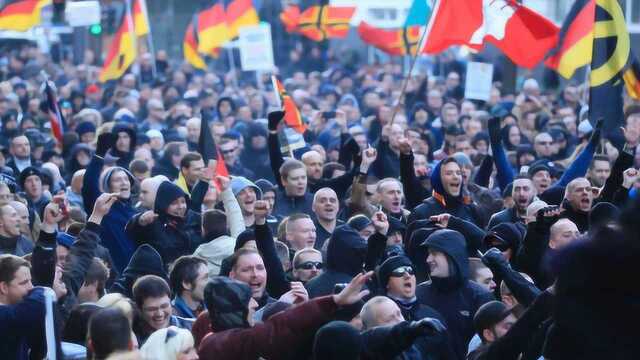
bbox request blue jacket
[416,229,494,360]
[0,287,49,360]
[82,155,137,272]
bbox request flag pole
[139,0,157,78]
[125,0,138,73]
[389,23,430,125]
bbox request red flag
[423,0,559,68]
[272,76,306,134]
[358,21,422,56]
[280,4,355,42]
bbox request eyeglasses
[295,261,323,270]
[535,141,553,146]
[165,328,177,343]
[390,266,414,277]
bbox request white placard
[464,62,494,101]
[65,1,101,27]
[238,23,275,72]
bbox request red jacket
[198,296,338,360]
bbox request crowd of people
[0,42,639,360]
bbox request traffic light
[53,0,66,25]
[89,24,102,36]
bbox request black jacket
[306,224,368,299]
[416,229,494,360]
[0,234,34,256]
[272,188,314,219]
[152,156,179,181]
[467,291,553,360]
[408,160,484,228]
[126,181,202,266]
[487,207,522,230]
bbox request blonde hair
[139,326,195,360]
[97,293,136,325]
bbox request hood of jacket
[111,122,137,157]
[326,224,367,276]
[154,181,189,218]
[422,229,469,285]
[429,158,470,208]
[111,244,167,297]
[204,276,251,332]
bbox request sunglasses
[390,266,414,277]
[295,261,323,270]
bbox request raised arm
[254,200,289,298]
[488,117,514,192]
[267,111,286,189]
[217,176,245,238]
[555,120,603,188]
[63,193,117,295]
[82,133,115,213]
[482,248,542,307]
[398,139,430,210]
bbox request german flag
[272,76,307,134]
[623,54,640,100]
[358,22,422,56]
[197,2,229,54]
[99,5,136,82]
[281,3,355,42]
[223,0,259,39]
[184,21,207,70]
[0,0,50,32]
[132,0,149,37]
[545,0,596,79]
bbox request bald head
[360,296,404,330]
[8,201,29,236]
[564,177,592,212]
[312,188,338,222]
[549,218,579,250]
[302,150,324,180]
[139,175,167,209]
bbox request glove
[490,105,509,119]
[268,110,285,131]
[96,133,115,157]
[408,318,447,338]
[588,117,604,146]
[488,117,501,145]
[344,137,360,156]
[481,247,510,270]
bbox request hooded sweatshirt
[409,159,484,228]
[306,224,367,299]
[126,181,202,266]
[110,244,167,298]
[416,229,493,360]
[109,123,137,169]
[82,155,138,272]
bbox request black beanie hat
[589,202,620,229]
[347,214,372,232]
[234,229,256,251]
[484,223,523,251]
[377,255,414,290]
[474,301,513,340]
[205,277,252,332]
[313,321,363,360]
[19,166,43,189]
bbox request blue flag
[404,0,431,27]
